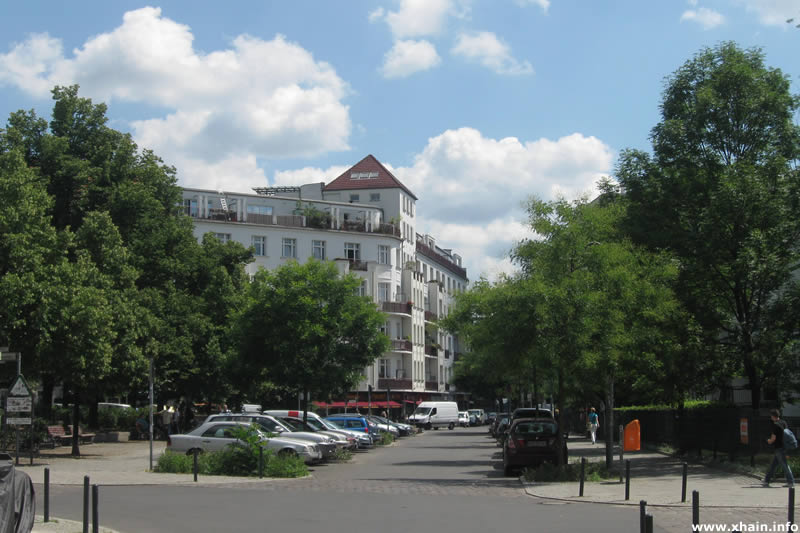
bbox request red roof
[324,154,417,200]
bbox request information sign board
[6,397,32,412]
[7,418,31,425]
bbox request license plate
[527,441,548,447]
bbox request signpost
[5,372,33,465]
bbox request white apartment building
[181,155,468,410]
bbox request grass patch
[522,460,616,483]
[376,432,395,446]
[330,448,353,463]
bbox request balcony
[390,339,412,352]
[425,381,438,391]
[382,302,412,315]
[187,210,401,237]
[416,240,467,279]
[424,310,438,322]
[378,378,412,390]
[424,345,438,357]
[348,259,368,271]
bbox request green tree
[616,42,800,409]
[233,260,389,420]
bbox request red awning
[313,400,403,408]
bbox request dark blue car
[325,416,376,441]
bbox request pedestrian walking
[762,408,795,488]
[588,407,599,445]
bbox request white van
[408,401,459,430]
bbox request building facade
[181,155,468,409]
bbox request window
[370,193,380,201]
[344,242,360,260]
[251,236,266,256]
[378,282,390,302]
[379,358,388,378]
[312,240,326,260]
[213,233,231,244]
[355,279,367,297]
[247,205,273,215]
[282,238,297,258]
[395,249,401,270]
[350,171,378,179]
[349,194,360,202]
[183,199,198,217]
[378,245,390,265]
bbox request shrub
[377,432,394,446]
[97,407,119,430]
[522,460,615,483]
[264,453,308,477]
[330,448,353,463]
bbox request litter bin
[624,419,641,452]
[0,452,35,533]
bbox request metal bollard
[259,447,264,479]
[193,449,199,482]
[579,458,586,496]
[692,490,700,527]
[92,484,99,533]
[83,476,89,533]
[645,513,654,533]
[639,500,646,533]
[789,486,795,526]
[681,462,688,502]
[44,468,50,522]
[625,459,631,500]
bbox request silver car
[167,421,322,463]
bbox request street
[36,426,649,532]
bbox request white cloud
[514,0,550,12]
[0,7,352,191]
[368,7,386,23]
[680,8,725,29]
[381,40,441,78]
[738,0,798,26]
[451,31,533,75]
[272,165,350,187]
[383,0,462,38]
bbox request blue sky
[0,1,797,280]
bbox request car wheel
[425,423,432,430]
[503,462,513,477]
[448,423,455,430]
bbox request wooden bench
[48,425,96,445]
[46,425,69,447]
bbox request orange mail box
[624,419,641,452]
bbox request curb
[32,516,121,533]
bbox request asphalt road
[37,426,653,532]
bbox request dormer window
[350,171,378,180]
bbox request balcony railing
[416,240,467,279]
[187,210,401,237]
[424,310,438,322]
[425,381,438,391]
[382,302,412,315]
[390,339,412,352]
[424,345,438,357]
[378,378,412,390]
[348,259,368,271]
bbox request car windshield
[304,418,325,431]
[327,420,345,429]
[280,418,313,431]
[513,421,557,436]
[468,410,481,416]
[414,407,432,416]
[318,418,341,431]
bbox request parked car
[206,413,339,458]
[326,416,377,441]
[369,415,412,436]
[494,416,512,445]
[363,415,400,437]
[502,417,567,476]
[276,416,354,450]
[468,409,487,425]
[491,413,511,438]
[167,421,322,464]
[511,407,554,420]
[458,412,470,427]
[262,410,371,448]
[486,412,498,426]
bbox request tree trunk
[744,357,761,411]
[71,391,81,457]
[301,389,309,424]
[604,373,615,469]
[41,377,54,420]
[556,368,565,466]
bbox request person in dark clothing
[763,409,794,487]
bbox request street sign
[6,418,31,425]
[0,351,19,362]
[8,375,32,397]
[5,397,32,412]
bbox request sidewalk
[523,436,793,509]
